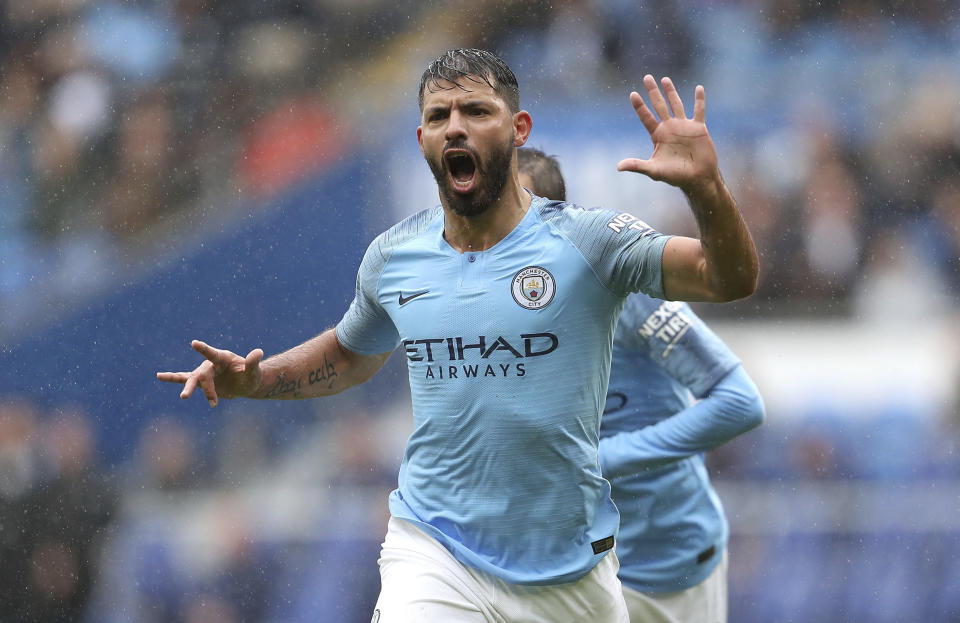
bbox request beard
[426,135,514,218]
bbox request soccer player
[158,49,759,622]
[518,146,765,623]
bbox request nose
[445,109,467,141]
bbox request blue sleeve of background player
[599,366,765,478]
[599,297,765,478]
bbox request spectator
[101,90,200,244]
[0,397,41,619]
[20,407,117,623]
[133,416,204,491]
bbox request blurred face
[418,77,521,217]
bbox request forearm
[682,174,758,301]
[251,328,383,399]
[600,366,764,479]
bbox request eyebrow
[424,98,492,115]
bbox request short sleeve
[548,205,672,299]
[335,235,401,355]
[618,294,740,398]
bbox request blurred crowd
[0,0,423,329]
[0,399,116,622]
[4,388,959,621]
[2,0,958,328]
[3,0,960,621]
[0,394,398,622]
[494,0,960,320]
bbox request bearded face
[425,133,514,217]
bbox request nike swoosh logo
[398,290,430,305]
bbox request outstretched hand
[617,75,720,193]
[156,340,263,407]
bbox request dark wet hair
[418,48,520,113]
[517,147,567,201]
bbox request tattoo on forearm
[307,354,339,389]
[264,372,302,398]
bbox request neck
[443,179,531,252]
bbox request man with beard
[158,48,759,622]
[518,146,765,623]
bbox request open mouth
[444,149,478,193]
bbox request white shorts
[620,550,728,623]
[372,516,629,623]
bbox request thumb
[617,157,652,175]
[244,348,264,370]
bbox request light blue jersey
[599,295,764,593]
[337,195,670,585]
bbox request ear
[513,110,532,147]
[417,126,424,154]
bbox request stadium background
[1,1,958,621]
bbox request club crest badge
[511,266,556,310]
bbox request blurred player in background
[518,146,765,623]
[159,49,758,622]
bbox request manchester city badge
[511,266,556,310]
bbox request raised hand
[616,75,720,194]
[157,340,264,407]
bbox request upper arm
[660,236,717,302]
[336,335,393,386]
[625,296,739,398]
